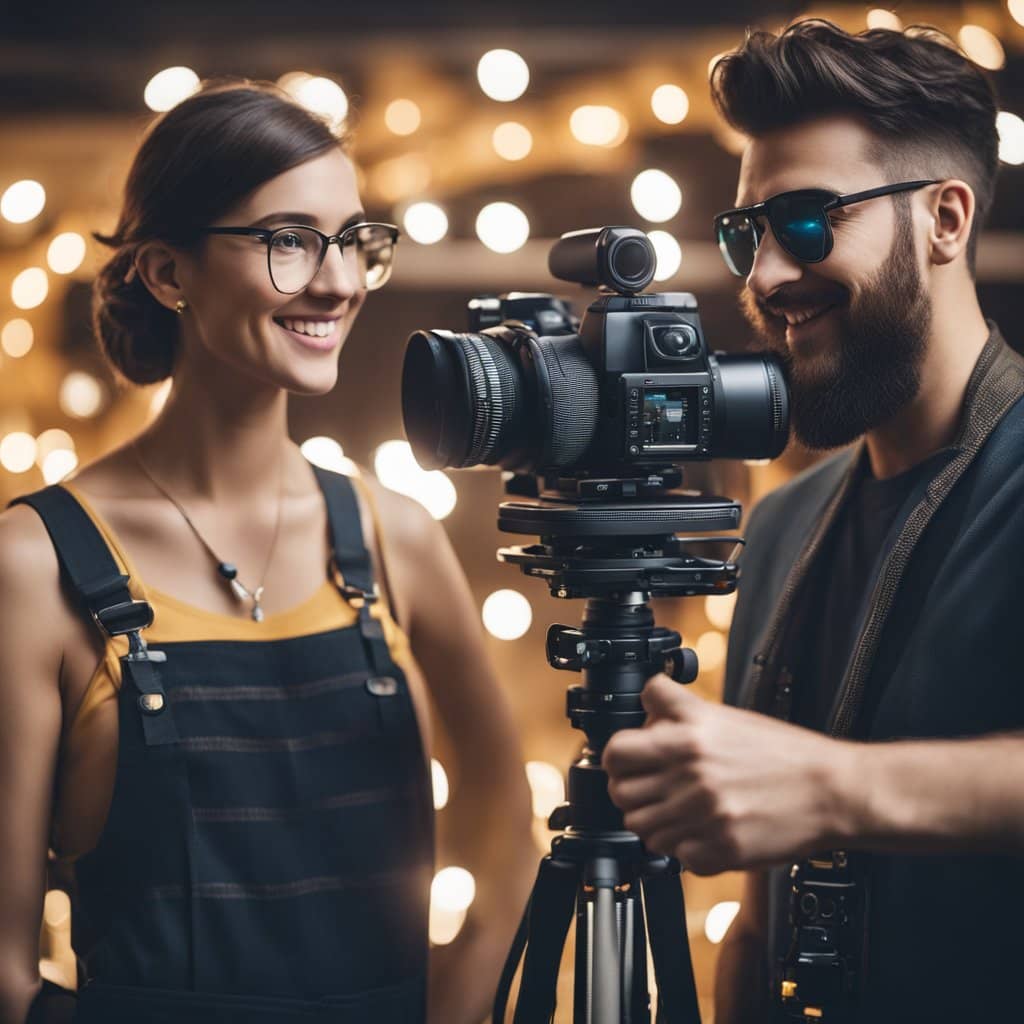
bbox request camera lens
[402,326,599,472]
[608,235,655,289]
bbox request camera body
[401,227,788,477]
[580,292,717,464]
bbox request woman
[0,80,534,1024]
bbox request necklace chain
[129,441,285,622]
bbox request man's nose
[745,225,804,300]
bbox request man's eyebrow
[249,211,367,230]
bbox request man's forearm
[832,732,1024,854]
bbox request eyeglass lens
[268,225,396,294]
[717,192,832,277]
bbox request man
[602,20,1024,1023]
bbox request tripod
[492,593,704,1024]
[491,482,743,1023]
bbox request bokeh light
[1,319,34,358]
[477,49,530,102]
[385,98,421,136]
[866,9,902,30]
[300,435,359,477]
[705,901,741,944]
[12,268,48,310]
[695,630,728,673]
[705,591,738,631]
[997,111,1024,166]
[47,232,87,274]
[292,75,349,131]
[958,25,1005,70]
[476,201,530,254]
[373,154,432,203]
[482,589,533,640]
[35,428,74,464]
[373,440,456,519]
[429,866,476,945]
[492,121,533,161]
[143,67,200,112]
[647,230,682,282]
[630,169,682,223]
[431,759,450,811]
[0,432,38,474]
[525,761,565,820]
[1,180,46,224]
[403,202,449,245]
[42,449,78,485]
[59,372,104,419]
[651,85,690,125]
[569,105,627,147]
[1011,0,1024,29]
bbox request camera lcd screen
[641,387,700,449]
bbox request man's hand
[602,675,854,875]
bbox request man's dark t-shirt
[790,450,953,732]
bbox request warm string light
[373,440,456,519]
[481,589,533,640]
[144,67,199,112]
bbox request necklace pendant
[251,586,266,623]
[229,577,250,602]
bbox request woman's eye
[273,232,304,249]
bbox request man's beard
[741,213,931,451]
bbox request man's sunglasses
[714,180,937,277]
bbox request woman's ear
[927,179,975,269]
[133,241,187,312]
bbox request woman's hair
[710,20,1000,275]
[93,79,347,385]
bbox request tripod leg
[642,862,702,1024]
[572,857,621,1024]
[492,894,531,1023]
[501,856,578,1024]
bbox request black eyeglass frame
[713,179,937,277]
[199,221,400,294]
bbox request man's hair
[710,20,1000,275]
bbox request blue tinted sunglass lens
[772,195,830,262]
[717,215,756,277]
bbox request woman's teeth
[278,318,337,338]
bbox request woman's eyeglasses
[200,221,400,294]
[714,180,936,278]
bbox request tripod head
[496,469,743,832]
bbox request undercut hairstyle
[710,20,1000,276]
[93,79,349,385]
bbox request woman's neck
[133,361,296,505]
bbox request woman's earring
[174,299,188,315]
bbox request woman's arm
[713,870,771,1024]
[0,508,68,1024]
[366,482,535,1024]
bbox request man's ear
[926,179,975,268]
[133,241,187,312]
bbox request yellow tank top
[53,478,415,865]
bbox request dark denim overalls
[13,466,434,1023]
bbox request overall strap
[8,485,176,745]
[311,467,399,692]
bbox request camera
[401,226,789,479]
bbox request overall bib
[13,466,434,1023]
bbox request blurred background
[3,1,1022,1018]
